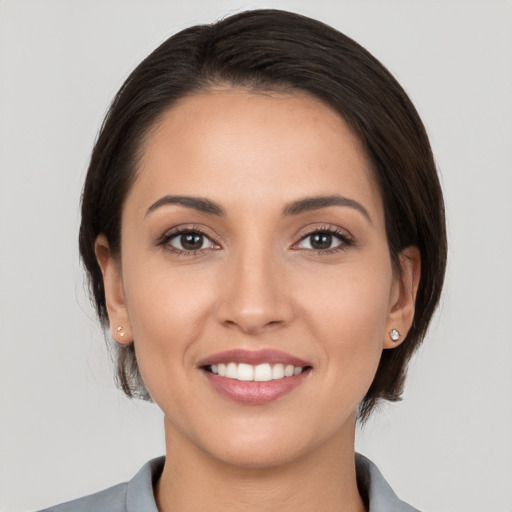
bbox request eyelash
[293,226,354,254]
[157,227,218,256]
[157,226,354,256]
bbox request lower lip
[202,369,311,405]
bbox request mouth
[198,349,313,404]
[203,362,311,381]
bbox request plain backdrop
[0,1,511,511]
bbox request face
[98,88,417,468]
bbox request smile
[208,362,304,381]
[199,349,312,404]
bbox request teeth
[226,362,237,379]
[209,362,305,381]
[237,363,254,381]
[272,363,285,379]
[254,363,272,381]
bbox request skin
[96,88,420,512]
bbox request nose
[216,245,295,335]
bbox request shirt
[37,454,420,511]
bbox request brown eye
[167,231,216,252]
[297,230,348,251]
[181,233,204,250]
[310,233,333,250]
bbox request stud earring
[389,329,400,342]
[117,326,125,337]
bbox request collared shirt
[38,454,419,511]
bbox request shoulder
[37,482,127,512]
[36,457,165,512]
[356,453,421,512]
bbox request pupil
[181,233,203,250]
[311,233,331,249]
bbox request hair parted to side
[79,9,447,422]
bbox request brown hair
[79,9,447,422]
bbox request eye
[165,230,218,253]
[296,229,351,252]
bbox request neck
[155,415,366,512]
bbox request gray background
[0,1,511,511]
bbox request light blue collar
[126,454,419,512]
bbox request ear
[95,234,132,344]
[383,246,421,349]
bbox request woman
[40,9,446,512]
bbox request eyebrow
[146,195,225,217]
[145,193,371,223]
[283,195,372,223]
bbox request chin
[194,418,334,470]
[210,439,308,470]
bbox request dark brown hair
[79,9,447,421]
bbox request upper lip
[197,349,311,368]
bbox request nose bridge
[217,234,293,333]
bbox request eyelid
[292,224,354,252]
[156,223,354,255]
[157,224,221,253]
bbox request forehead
[130,88,382,218]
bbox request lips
[198,348,311,367]
[198,349,312,404]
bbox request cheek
[299,259,393,394]
[125,263,217,346]
[302,259,393,341]
[120,256,220,400]
[122,279,214,432]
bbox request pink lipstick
[198,349,312,405]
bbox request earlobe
[383,246,421,349]
[94,235,132,344]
